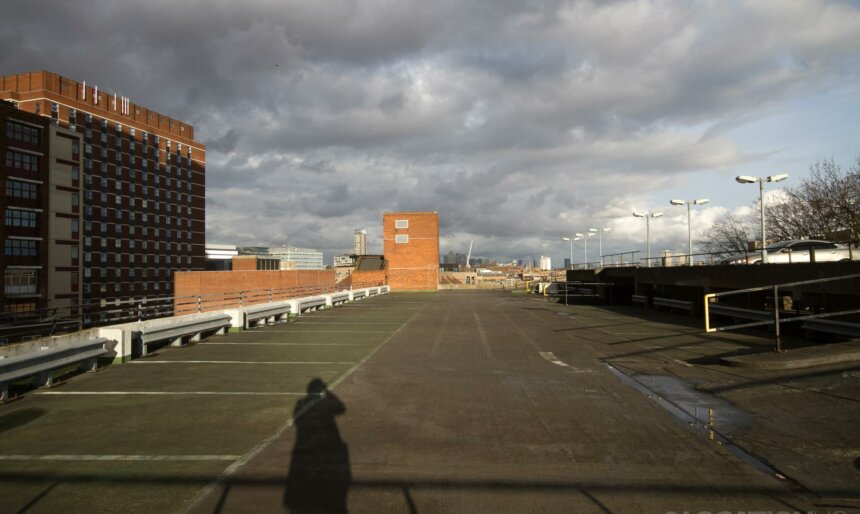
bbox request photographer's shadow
[284,378,351,514]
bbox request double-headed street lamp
[575,231,595,268]
[588,227,611,266]
[735,174,789,264]
[632,211,663,267]
[669,198,708,265]
[561,236,574,269]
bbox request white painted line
[539,351,569,368]
[131,360,357,365]
[200,342,365,346]
[0,455,240,462]
[36,391,307,396]
[241,330,395,333]
[295,319,402,325]
[539,352,597,374]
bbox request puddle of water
[605,364,794,483]
[634,374,754,435]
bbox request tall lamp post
[561,236,574,269]
[574,232,595,268]
[669,198,708,265]
[632,211,663,267]
[588,227,611,266]
[735,174,789,264]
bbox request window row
[4,270,37,296]
[4,238,38,256]
[5,121,41,145]
[5,151,40,173]
[5,209,38,228]
[6,180,38,200]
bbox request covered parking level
[1,292,857,513]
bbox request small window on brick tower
[395,219,409,229]
[395,234,409,244]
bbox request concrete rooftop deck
[0,292,857,513]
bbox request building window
[5,151,40,173]
[6,180,37,200]
[4,270,37,296]
[5,209,37,228]
[5,238,38,256]
[5,121,41,145]
[395,219,409,229]
[395,234,409,244]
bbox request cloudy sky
[3,0,859,266]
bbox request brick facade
[174,269,335,314]
[383,212,439,291]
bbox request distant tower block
[353,228,367,256]
[383,212,439,291]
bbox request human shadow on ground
[283,378,351,514]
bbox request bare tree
[767,158,860,242]
[697,211,753,255]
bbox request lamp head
[602,227,612,232]
[670,199,685,206]
[562,237,571,241]
[633,212,646,217]
[588,228,598,233]
[694,198,709,205]
[575,232,584,237]
[735,176,757,184]
[768,173,788,183]
[652,212,664,218]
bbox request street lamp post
[669,198,708,265]
[588,227,611,266]
[632,211,663,267]
[575,232,595,268]
[735,174,789,263]
[561,236,574,269]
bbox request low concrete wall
[0,328,111,359]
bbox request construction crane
[465,240,473,270]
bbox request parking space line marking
[242,330,396,333]
[540,351,569,368]
[131,360,357,365]
[199,342,365,346]
[0,455,241,462]
[36,391,307,396]
[295,320,400,325]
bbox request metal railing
[703,273,860,352]
[0,279,386,346]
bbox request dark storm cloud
[3,0,859,262]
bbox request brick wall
[383,212,439,291]
[174,269,335,314]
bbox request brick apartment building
[0,71,205,325]
[383,211,439,291]
[1,101,52,314]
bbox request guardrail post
[773,285,782,352]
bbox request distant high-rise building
[564,258,571,269]
[353,228,367,256]
[445,250,456,264]
[1,71,206,324]
[539,256,552,271]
